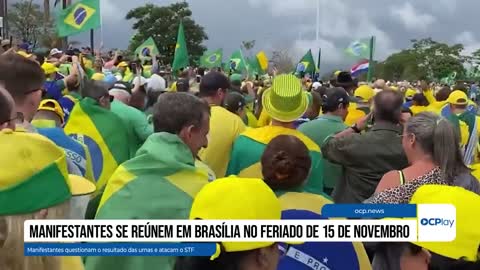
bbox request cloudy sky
[65,0,480,71]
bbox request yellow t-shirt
[245,110,258,128]
[410,105,428,115]
[257,108,271,127]
[199,106,246,177]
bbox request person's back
[322,90,409,203]
[86,93,211,270]
[65,80,130,196]
[109,85,153,157]
[259,135,371,270]
[299,87,349,195]
[197,71,246,177]
[227,74,324,194]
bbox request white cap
[132,76,147,87]
[312,82,322,89]
[50,48,63,56]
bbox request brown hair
[0,87,13,124]
[261,135,311,190]
[0,53,45,104]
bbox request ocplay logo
[420,218,455,228]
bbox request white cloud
[390,2,435,32]
[249,0,395,66]
[455,31,480,55]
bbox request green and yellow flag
[256,51,269,72]
[172,22,189,71]
[134,37,159,59]
[247,57,262,76]
[85,132,209,270]
[295,49,316,75]
[226,126,324,194]
[65,98,130,193]
[56,0,101,37]
[200,49,223,68]
[229,49,247,73]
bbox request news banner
[24,204,456,257]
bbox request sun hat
[0,129,96,215]
[50,48,63,56]
[262,74,308,122]
[37,99,65,124]
[41,62,59,75]
[354,85,375,103]
[447,90,468,105]
[278,209,371,270]
[410,185,480,261]
[190,177,296,258]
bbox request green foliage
[7,0,55,46]
[126,2,208,66]
[374,38,467,82]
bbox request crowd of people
[0,43,480,270]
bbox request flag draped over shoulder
[65,98,130,192]
[134,37,159,59]
[200,49,223,68]
[226,126,324,194]
[172,22,189,71]
[56,0,100,37]
[85,132,209,270]
[295,49,316,74]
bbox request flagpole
[90,29,94,51]
[62,0,68,49]
[367,36,375,82]
[317,48,321,73]
[316,0,319,42]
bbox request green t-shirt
[298,114,347,192]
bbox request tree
[270,49,294,74]
[410,38,465,81]
[126,2,208,66]
[7,0,54,46]
[241,40,255,58]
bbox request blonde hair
[0,201,69,270]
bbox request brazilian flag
[56,0,100,37]
[134,37,160,60]
[200,49,223,68]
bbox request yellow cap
[91,73,106,81]
[447,90,468,105]
[334,70,342,76]
[37,99,65,124]
[0,129,95,215]
[354,85,375,102]
[190,177,283,254]
[117,61,129,68]
[405,88,417,99]
[411,185,480,261]
[41,62,59,75]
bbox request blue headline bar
[24,243,216,257]
[321,204,417,218]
